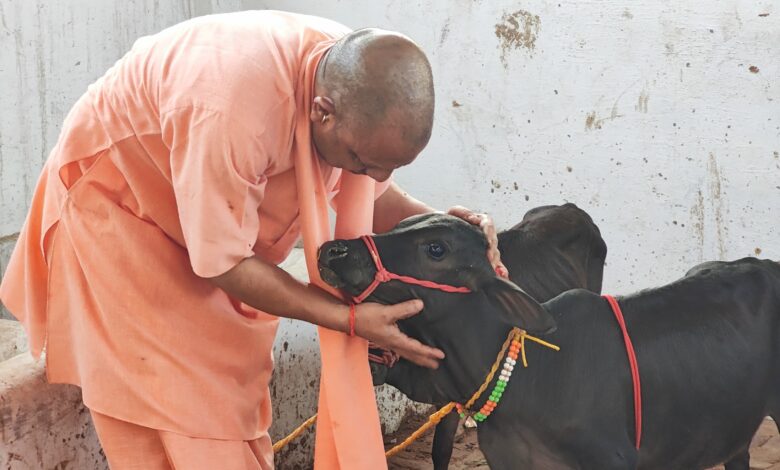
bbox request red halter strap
[352,235,472,304]
[603,294,642,450]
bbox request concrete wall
[0,353,106,470]
[247,0,780,293]
[0,320,106,469]
[0,237,15,320]
[0,0,242,320]
[1,0,778,468]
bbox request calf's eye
[426,242,446,259]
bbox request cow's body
[318,212,780,469]
[479,258,780,469]
[375,204,607,469]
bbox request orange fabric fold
[91,411,272,470]
[294,53,387,470]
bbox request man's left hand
[447,206,508,278]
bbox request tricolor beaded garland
[459,331,521,422]
[456,328,560,424]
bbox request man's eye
[426,243,446,259]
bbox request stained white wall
[1,0,778,468]
[0,0,242,316]
[245,0,779,293]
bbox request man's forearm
[209,256,349,332]
[373,182,435,233]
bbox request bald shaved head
[310,28,435,182]
[318,28,435,148]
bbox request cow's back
[622,258,780,469]
[519,259,780,469]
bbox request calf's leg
[723,446,750,470]
[369,361,389,386]
[431,410,459,470]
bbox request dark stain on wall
[495,10,541,66]
[708,153,727,259]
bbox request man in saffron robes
[0,11,503,469]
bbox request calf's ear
[482,277,557,335]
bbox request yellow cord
[272,328,560,456]
[519,331,561,367]
[272,413,318,453]
[384,402,457,457]
[523,333,561,351]
[462,329,516,409]
[462,328,559,412]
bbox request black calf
[319,212,780,469]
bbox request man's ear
[310,96,336,124]
[481,277,556,334]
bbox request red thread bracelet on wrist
[348,303,356,336]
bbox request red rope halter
[603,294,642,449]
[351,235,472,304]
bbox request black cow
[368,203,607,469]
[318,212,780,469]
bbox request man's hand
[353,300,445,369]
[209,256,445,369]
[447,206,508,278]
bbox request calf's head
[317,213,557,340]
[499,203,607,301]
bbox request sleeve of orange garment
[161,107,269,278]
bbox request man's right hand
[352,300,444,369]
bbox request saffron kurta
[0,10,390,467]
